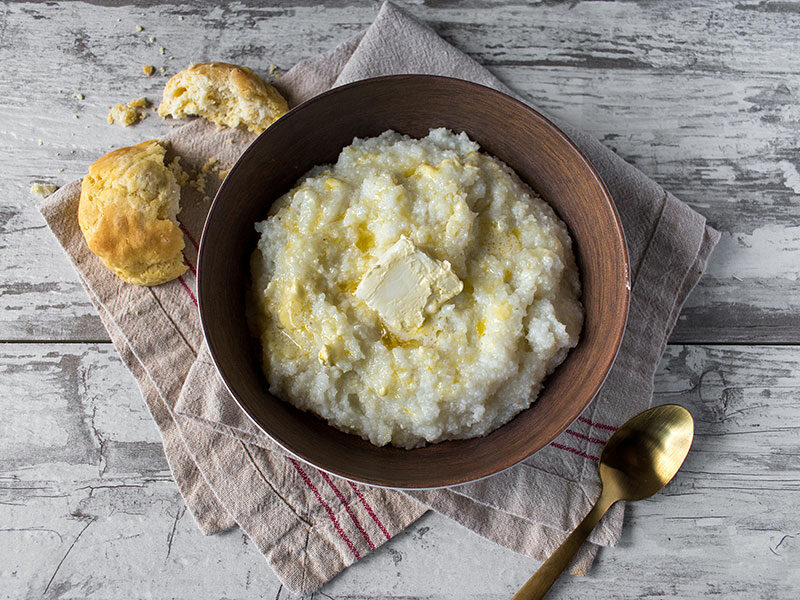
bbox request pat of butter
[355,236,462,333]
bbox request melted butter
[277,280,305,329]
[493,302,513,321]
[414,164,438,179]
[318,345,331,365]
[380,326,421,351]
[355,223,375,253]
[476,318,486,336]
[337,280,359,295]
[483,223,521,256]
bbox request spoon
[512,403,695,600]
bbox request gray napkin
[38,2,719,593]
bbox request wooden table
[2,1,798,598]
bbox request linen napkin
[37,2,719,594]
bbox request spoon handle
[512,491,617,600]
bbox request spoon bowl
[513,404,695,600]
[600,404,694,502]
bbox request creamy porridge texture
[249,128,583,448]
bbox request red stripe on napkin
[348,481,391,541]
[319,471,375,550]
[178,276,197,307]
[289,458,361,560]
[549,442,599,462]
[577,416,618,431]
[565,429,607,445]
[180,222,200,250]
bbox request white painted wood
[1,343,798,598]
[0,0,798,341]
[2,1,799,598]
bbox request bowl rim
[197,74,631,489]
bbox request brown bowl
[197,75,629,488]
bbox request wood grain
[1,343,797,598]
[0,0,798,342]
[1,0,798,597]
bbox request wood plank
[1,342,798,598]
[2,1,798,343]
[3,2,798,598]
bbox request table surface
[2,1,798,598]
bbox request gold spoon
[512,404,695,600]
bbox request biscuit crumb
[73,114,79,119]
[189,158,218,192]
[168,156,190,186]
[149,36,156,42]
[108,104,136,125]
[178,15,184,21]
[38,140,43,145]
[128,97,151,109]
[217,168,230,180]
[160,66,167,76]
[201,158,217,173]
[73,92,85,100]
[159,46,166,55]
[107,97,150,126]
[135,25,144,32]
[143,65,155,77]
[30,182,59,197]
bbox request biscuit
[158,62,288,134]
[78,140,187,286]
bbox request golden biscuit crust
[78,140,187,286]
[158,62,288,134]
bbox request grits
[249,128,583,449]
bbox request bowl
[197,75,629,488]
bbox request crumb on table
[30,182,59,197]
[128,97,151,109]
[143,65,155,77]
[107,97,151,126]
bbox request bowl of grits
[197,75,629,488]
